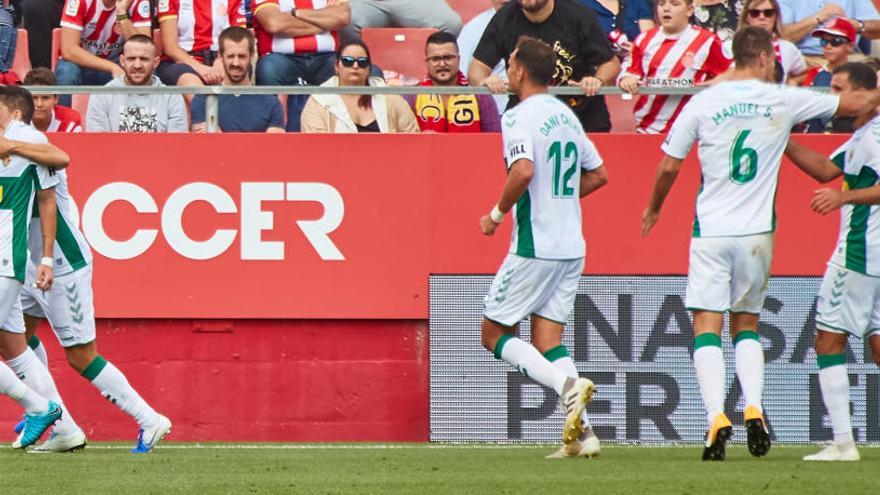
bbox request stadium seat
[153,29,163,58]
[445,0,491,25]
[51,28,61,71]
[361,28,438,81]
[607,95,637,133]
[72,94,89,127]
[10,29,30,80]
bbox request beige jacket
[300,76,419,133]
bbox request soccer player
[641,26,880,461]
[479,36,609,458]
[0,85,66,448]
[782,63,880,462]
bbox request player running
[783,62,880,462]
[479,36,609,458]
[641,27,880,461]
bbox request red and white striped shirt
[621,26,731,134]
[48,106,83,133]
[252,0,339,57]
[157,0,247,53]
[60,0,152,59]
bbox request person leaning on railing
[300,38,418,133]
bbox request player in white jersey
[478,37,609,459]
[0,86,71,448]
[641,27,880,461]
[783,63,880,462]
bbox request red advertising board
[51,133,846,319]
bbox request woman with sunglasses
[301,39,418,133]
[734,0,807,84]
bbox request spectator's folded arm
[255,4,324,37]
[294,3,351,32]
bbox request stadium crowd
[0,0,879,133]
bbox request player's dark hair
[425,31,458,52]
[219,26,255,55]
[833,62,879,90]
[514,36,556,86]
[732,26,773,68]
[0,86,35,124]
[24,67,57,86]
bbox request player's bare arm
[783,139,842,183]
[35,187,57,291]
[579,165,608,198]
[480,159,534,236]
[812,184,880,215]
[834,88,880,117]
[0,139,70,169]
[641,154,683,237]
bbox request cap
[812,18,857,43]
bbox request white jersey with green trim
[0,121,60,282]
[662,79,839,237]
[501,93,603,260]
[28,167,92,277]
[827,114,880,276]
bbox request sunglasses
[819,37,850,47]
[746,8,776,18]
[339,56,370,68]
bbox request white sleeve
[502,117,533,169]
[34,165,59,190]
[660,100,699,159]
[786,87,840,123]
[580,136,603,171]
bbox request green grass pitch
[0,443,874,494]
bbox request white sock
[85,356,158,429]
[7,348,79,435]
[818,359,853,444]
[0,362,48,414]
[734,331,764,411]
[28,335,49,368]
[694,335,725,426]
[547,349,591,428]
[495,336,568,395]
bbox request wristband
[116,12,130,21]
[489,205,505,224]
[855,19,865,34]
[40,257,53,267]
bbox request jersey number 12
[549,140,578,198]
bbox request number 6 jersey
[501,93,603,260]
[662,80,839,238]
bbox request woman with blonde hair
[735,0,807,83]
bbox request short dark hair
[833,62,879,90]
[124,33,155,51]
[0,86,35,124]
[514,36,555,86]
[219,26,255,55]
[24,67,58,86]
[425,31,458,52]
[732,26,773,68]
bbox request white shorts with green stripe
[685,233,773,314]
[483,253,584,327]
[21,264,96,347]
[0,276,24,333]
[816,262,880,339]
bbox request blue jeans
[0,23,17,73]
[55,59,115,107]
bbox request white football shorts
[816,263,880,339]
[21,264,96,347]
[484,253,584,327]
[0,276,24,334]
[685,233,774,314]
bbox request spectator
[56,0,152,106]
[341,0,463,39]
[404,31,499,133]
[779,0,879,60]
[86,34,187,132]
[617,0,731,134]
[796,18,855,132]
[579,0,655,57]
[22,0,62,69]
[693,0,742,42]
[24,68,82,132]
[734,0,807,83]
[0,0,16,77]
[301,39,418,133]
[251,0,353,132]
[156,0,246,94]
[469,0,622,132]
[458,0,510,114]
[191,27,285,133]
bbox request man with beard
[468,0,620,132]
[405,31,499,133]
[86,35,188,132]
[191,27,285,133]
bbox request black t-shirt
[473,0,615,131]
